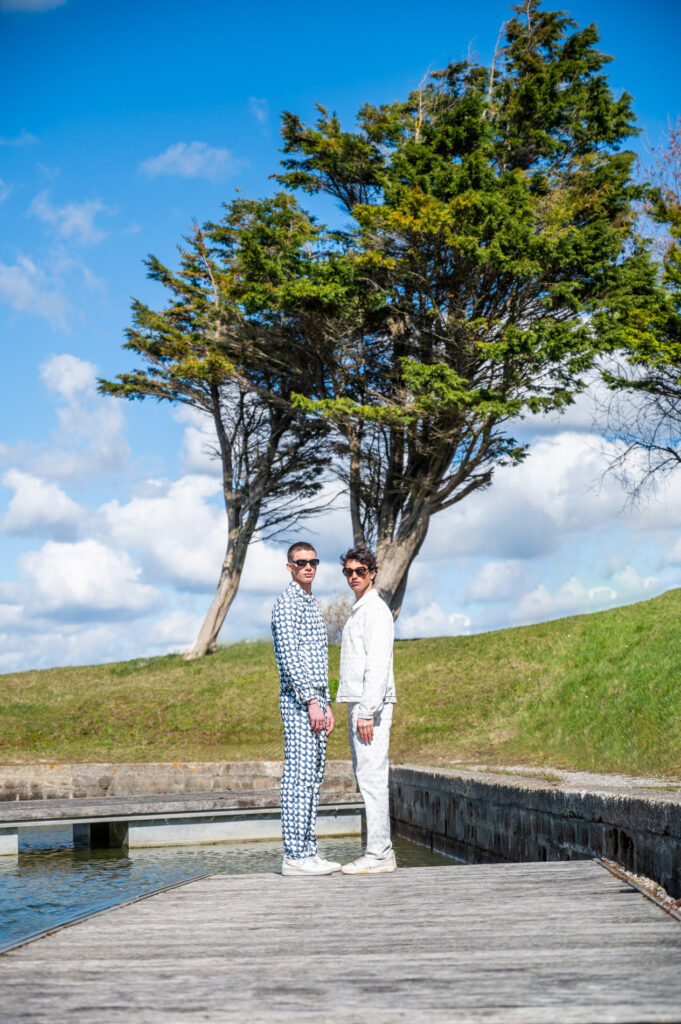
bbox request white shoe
[341,850,397,874]
[282,855,340,876]
[311,854,341,872]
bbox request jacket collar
[352,588,379,613]
[288,579,314,601]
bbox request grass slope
[1,589,679,776]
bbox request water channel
[0,827,457,951]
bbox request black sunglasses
[291,558,320,568]
[342,566,370,578]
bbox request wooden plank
[1,861,680,1022]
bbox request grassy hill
[1,588,680,776]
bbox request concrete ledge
[0,760,356,801]
[71,807,362,849]
[390,765,681,898]
[0,828,17,856]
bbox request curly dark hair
[340,545,378,574]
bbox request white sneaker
[340,850,397,875]
[282,855,340,876]
[311,854,341,872]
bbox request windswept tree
[100,195,333,659]
[600,117,681,495]
[275,0,655,616]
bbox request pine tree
[274,1,655,615]
[100,195,332,657]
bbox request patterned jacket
[271,581,330,705]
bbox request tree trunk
[375,515,430,620]
[184,528,254,660]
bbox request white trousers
[347,702,394,859]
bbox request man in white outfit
[336,545,397,874]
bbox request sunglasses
[291,558,320,568]
[342,566,370,578]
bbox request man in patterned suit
[271,541,341,876]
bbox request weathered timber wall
[390,765,681,898]
[0,761,356,801]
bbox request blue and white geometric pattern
[271,581,330,705]
[280,690,327,859]
[272,581,330,860]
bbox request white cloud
[0,130,38,145]
[0,179,11,203]
[397,602,471,639]
[423,432,630,563]
[30,191,113,246]
[102,475,225,589]
[513,577,616,624]
[467,560,525,602]
[40,352,95,399]
[0,256,69,329]
[145,609,204,650]
[1,469,84,538]
[32,353,129,480]
[666,536,681,564]
[139,141,248,181]
[19,539,159,617]
[511,565,660,626]
[248,97,269,126]
[0,0,66,9]
[174,406,221,476]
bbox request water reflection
[0,826,455,950]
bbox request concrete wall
[0,761,356,801]
[390,766,681,898]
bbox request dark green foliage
[273,1,655,611]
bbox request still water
[0,827,456,951]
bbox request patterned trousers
[280,690,327,859]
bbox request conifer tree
[275,1,655,615]
[100,195,332,658]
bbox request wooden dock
[2,860,680,1022]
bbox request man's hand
[357,717,374,744]
[325,704,335,737]
[307,698,326,733]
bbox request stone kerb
[390,765,681,897]
[0,760,356,802]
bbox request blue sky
[1,0,680,671]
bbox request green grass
[1,588,680,776]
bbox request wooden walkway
[1,860,680,1023]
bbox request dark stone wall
[390,766,681,897]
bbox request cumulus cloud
[423,432,629,563]
[40,352,95,399]
[102,475,225,590]
[467,560,525,602]
[32,353,129,480]
[139,141,248,181]
[397,602,472,639]
[174,406,221,476]
[511,565,660,626]
[1,469,84,538]
[145,609,204,650]
[30,191,113,245]
[0,256,69,329]
[19,539,159,618]
[513,577,615,624]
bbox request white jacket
[337,589,396,719]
